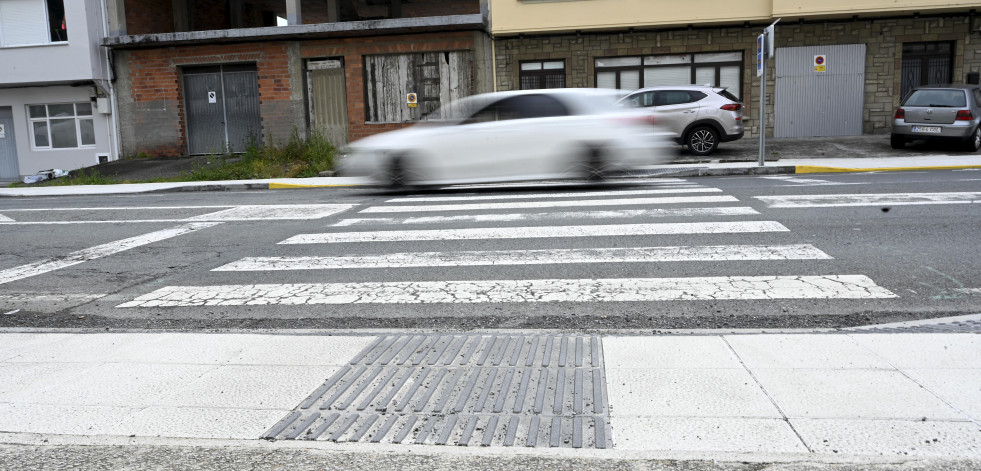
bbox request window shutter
[0,0,49,46]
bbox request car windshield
[902,89,967,107]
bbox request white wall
[0,86,112,176]
[0,0,107,85]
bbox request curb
[3,163,980,197]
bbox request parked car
[891,84,981,152]
[336,89,672,187]
[617,85,744,156]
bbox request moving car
[617,85,744,156]
[891,84,981,152]
[336,89,672,187]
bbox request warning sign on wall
[813,55,827,72]
[407,93,418,108]
[208,91,217,104]
[0,123,5,139]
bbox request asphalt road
[0,169,979,331]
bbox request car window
[716,89,740,102]
[622,91,656,108]
[973,89,981,107]
[463,95,570,124]
[688,91,707,102]
[655,91,697,106]
[902,89,967,107]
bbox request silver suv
[891,84,981,152]
[618,85,744,156]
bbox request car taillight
[894,108,905,120]
[720,104,742,111]
[956,110,974,121]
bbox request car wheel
[890,134,906,150]
[964,127,981,153]
[686,126,719,156]
[582,146,606,182]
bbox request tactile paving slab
[263,334,612,448]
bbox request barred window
[519,60,566,90]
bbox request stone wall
[494,14,980,137]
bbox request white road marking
[282,221,789,244]
[0,293,107,302]
[760,176,858,186]
[385,188,719,203]
[214,244,832,271]
[953,288,981,295]
[361,195,740,213]
[0,206,234,212]
[0,204,356,224]
[116,275,897,307]
[756,192,981,208]
[333,207,761,226]
[184,204,355,221]
[443,179,691,190]
[0,223,221,285]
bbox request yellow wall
[490,0,772,36]
[773,0,981,18]
[491,0,979,35]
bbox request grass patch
[182,129,335,181]
[6,129,337,187]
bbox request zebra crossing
[116,179,897,309]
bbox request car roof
[627,85,723,93]
[911,84,979,91]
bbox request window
[28,103,95,149]
[596,52,743,98]
[520,60,566,90]
[0,0,67,47]
[364,51,473,123]
[901,42,954,100]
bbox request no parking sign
[813,54,827,72]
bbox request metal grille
[263,334,612,448]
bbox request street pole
[758,19,779,167]
[758,41,766,167]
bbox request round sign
[406,93,418,104]
[814,56,825,65]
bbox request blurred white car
[336,89,672,187]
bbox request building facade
[104,0,493,158]
[0,0,116,179]
[490,0,981,138]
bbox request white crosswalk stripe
[281,221,789,244]
[384,187,719,203]
[214,244,832,271]
[332,207,760,226]
[114,180,898,307]
[117,275,896,307]
[756,192,981,208]
[360,195,739,213]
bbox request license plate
[912,126,941,133]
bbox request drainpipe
[99,0,122,161]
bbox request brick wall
[116,31,480,156]
[117,42,304,157]
[301,31,476,142]
[495,15,978,138]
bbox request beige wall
[491,0,980,35]
[773,0,981,19]
[490,0,772,36]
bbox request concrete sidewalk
[2,153,981,198]
[2,319,979,465]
